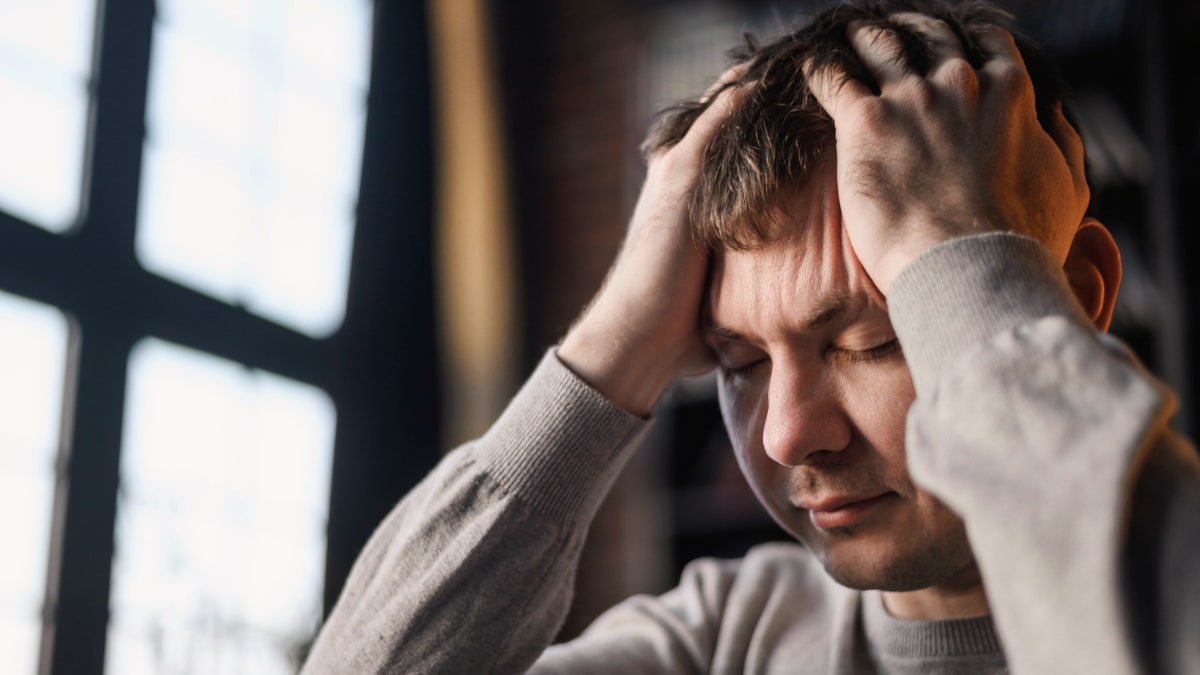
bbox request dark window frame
[0,2,440,673]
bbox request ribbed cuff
[888,232,1093,398]
[481,349,650,524]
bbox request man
[303,1,1200,673]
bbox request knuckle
[855,97,894,130]
[996,29,1019,50]
[913,16,954,37]
[994,62,1032,100]
[940,59,979,95]
[893,76,936,109]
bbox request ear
[1063,217,1122,331]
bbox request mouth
[802,492,897,530]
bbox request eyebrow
[804,293,853,330]
[705,322,748,342]
[704,293,856,342]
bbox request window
[0,291,73,674]
[0,2,441,672]
[136,0,372,337]
[106,339,335,675]
[0,0,97,231]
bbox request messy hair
[642,0,1071,250]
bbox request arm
[301,352,647,674]
[889,232,1200,674]
[303,74,748,673]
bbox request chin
[811,532,975,592]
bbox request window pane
[0,0,96,231]
[107,338,336,675]
[137,0,372,338]
[0,290,73,675]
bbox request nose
[762,361,852,466]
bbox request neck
[880,562,990,620]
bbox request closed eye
[721,358,767,379]
[834,338,901,364]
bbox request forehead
[706,171,884,340]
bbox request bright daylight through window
[0,291,73,675]
[0,1,96,232]
[107,338,336,675]
[137,0,373,337]
[0,0,371,672]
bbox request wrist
[871,229,963,295]
[557,321,678,418]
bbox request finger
[700,63,748,103]
[974,24,1025,77]
[847,20,911,89]
[644,65,748,163]
[1045,102,1090,202]
[891,13,965,62]
[973,25,1035,109]
[675,78,748,155]
[889,12,977,90]
[803,54,875,123]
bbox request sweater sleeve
[888,232,1200,675]
[300,350,650,675]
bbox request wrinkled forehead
[706,165,887,331]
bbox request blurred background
[0,0,1194,672]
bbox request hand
[557,70,746,416]
[805,14,1090,294]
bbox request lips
[803,492,896,530]
[801,492,888,512]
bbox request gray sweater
[302,234,1200,674]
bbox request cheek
[841,362,916,471]
[718,376,778,495]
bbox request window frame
[0,1,441,673]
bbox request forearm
[889,233,1192,673]
[302,352,648,674]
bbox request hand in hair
[804,13,1090,295]
[556,69,747,417]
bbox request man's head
[646,1,1116,595]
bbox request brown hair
[642,0,1071,250]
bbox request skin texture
[707,165,982,615]
[806,15,1090,294]
[559,14,1104,621]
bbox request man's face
[706,164,974,592]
